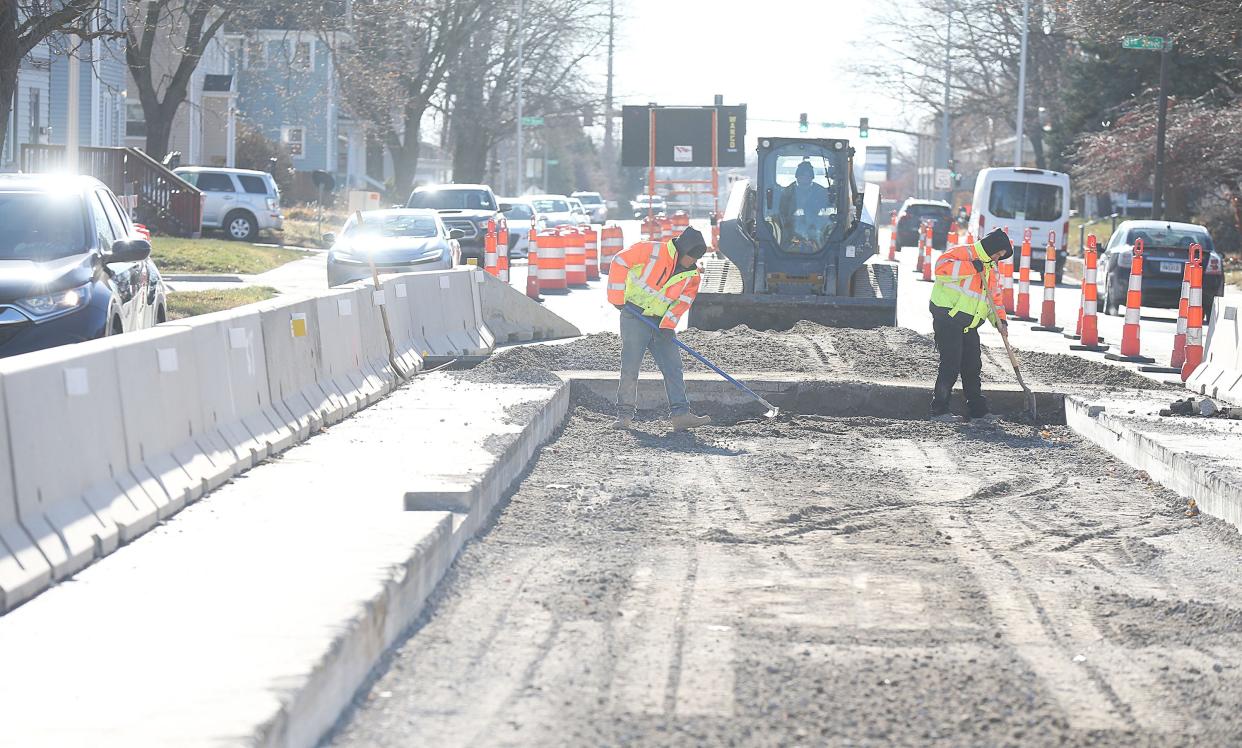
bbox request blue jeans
[617,312,689,417]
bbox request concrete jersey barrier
[1187,301,1242,405]
[477,270,581,344]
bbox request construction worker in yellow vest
[929,228,1014,422]
[606,227,710,431]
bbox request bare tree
[334,0,484,197]
[1,0,118,159]
[124,0,239,159]
[856,0,1073,168]
[444,0,608,185]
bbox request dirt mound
[461,322,1167,391]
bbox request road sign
[1122,35,1166,51]
[673,145,693,162]
[934,168,952,190]
[820,121,845,128]
[521,116,544,126]
[546,159,559,166]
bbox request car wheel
[224,211,256,241]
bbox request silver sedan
[326,209,463,287]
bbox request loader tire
[851,263,898,299]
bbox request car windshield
[408,189,494,211]
[1125,228,1213,253]
[532,199,570,213]
[765,148,843,254]
[505,204,533,219]
[576,194,603,205]
[0,192,89,260]
[988,181,1063,222]
[347,215,438,238]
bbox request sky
[605,0,920,156]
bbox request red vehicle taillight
[1207,254,1223,274]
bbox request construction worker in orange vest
[929,228,1013,422]
[607,227,710,431]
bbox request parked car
[567,197,592,226]
[406,184,508,267]
[571,191,608,223]
[325,209,463,287]
[499,197,534,257]
[896,198,953,250]
[969,166,1072,282]
[631,193,668,218]
[172,166,283,242]
[526,194,577,229]
[1098,220,1225,318]
[0,174,165,357]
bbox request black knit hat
[674,226,708,260]
[979,228,1014,261]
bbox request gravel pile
[460,322,1168,391]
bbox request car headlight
[16,282,92,320]
[331,245,362,263]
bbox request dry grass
[166,286,279,320]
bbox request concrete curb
[163,273,246,282]
[272,380,571,748]
[1065,395,1242,531]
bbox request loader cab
[759,140,850,255]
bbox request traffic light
[799,113,808,133]
[859,117,869,138]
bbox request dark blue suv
[0,174,166,357]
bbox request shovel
[624,305,780,419]
[985,293,1038,424]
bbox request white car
[499,197,534,257]
[173,166,283,241]
[572,191,608,223]
[526,194,577,229]
[567,197,592,226]
[325,209,463,287]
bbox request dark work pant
[930,304,988,417]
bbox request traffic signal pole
[1152,40,1171,220]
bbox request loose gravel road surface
[329,402,1242,747]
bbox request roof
[1115,219,1209,233]
[901,198,951,208]
[0,173,107,193]
[353,208,440,219]
[174,166,271,177]
[571,191,601,197]
[526,194,571,201]
[415,183,492,192]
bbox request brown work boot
[670,413,711,431]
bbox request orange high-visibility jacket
[607,240,701,329]
[931,241,1007,330]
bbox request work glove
[997,319,1009,336]
[614,303,626,311]
[971,259,985,272]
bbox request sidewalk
[163,253,328,295]
[0,373,568,747]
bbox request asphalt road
[328,407,1242,746]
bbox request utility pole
[514,0,525,195]
[939,3,953,202]
[603,0,615,161]
[1013,0,1029,166]
[1152,39,1171,220]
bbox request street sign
[820,121,845,128]
[546,159,559,166]
[934,168,952,190]
[521,116,544,126]
[673,145,693,162]
[1122,35,1166,51]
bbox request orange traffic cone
[525,228,543,301]
[1069,235,1109,352]
[1014,228,1035,321]
[1106,238,1155,363]
[921,222,933,282]
[1181,245,1207,381]
[1032,231,1063,332]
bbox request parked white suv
[173,166,284,242]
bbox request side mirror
[108,238,151,263]
[321,232,336,244]
[448,228,466,240]
[498,202,514,213]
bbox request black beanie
[979,228,1014,261]
[674,226,708,259]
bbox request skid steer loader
[688,136,898,330]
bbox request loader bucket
[688,292,897,331]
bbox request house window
[29,88,41,143]
[126,101,145,137]
[293,41,312,71]
[245,40,265,69]
[282,126,305,158]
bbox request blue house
[1,1,127,171]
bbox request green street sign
[521,116,544,126]
[546,159,559,166]
[820,122,845,128]
[1122,35,1166,51]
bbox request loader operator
[607,227,712,432]
[928,228,1014,422]
[779,160,832,253]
